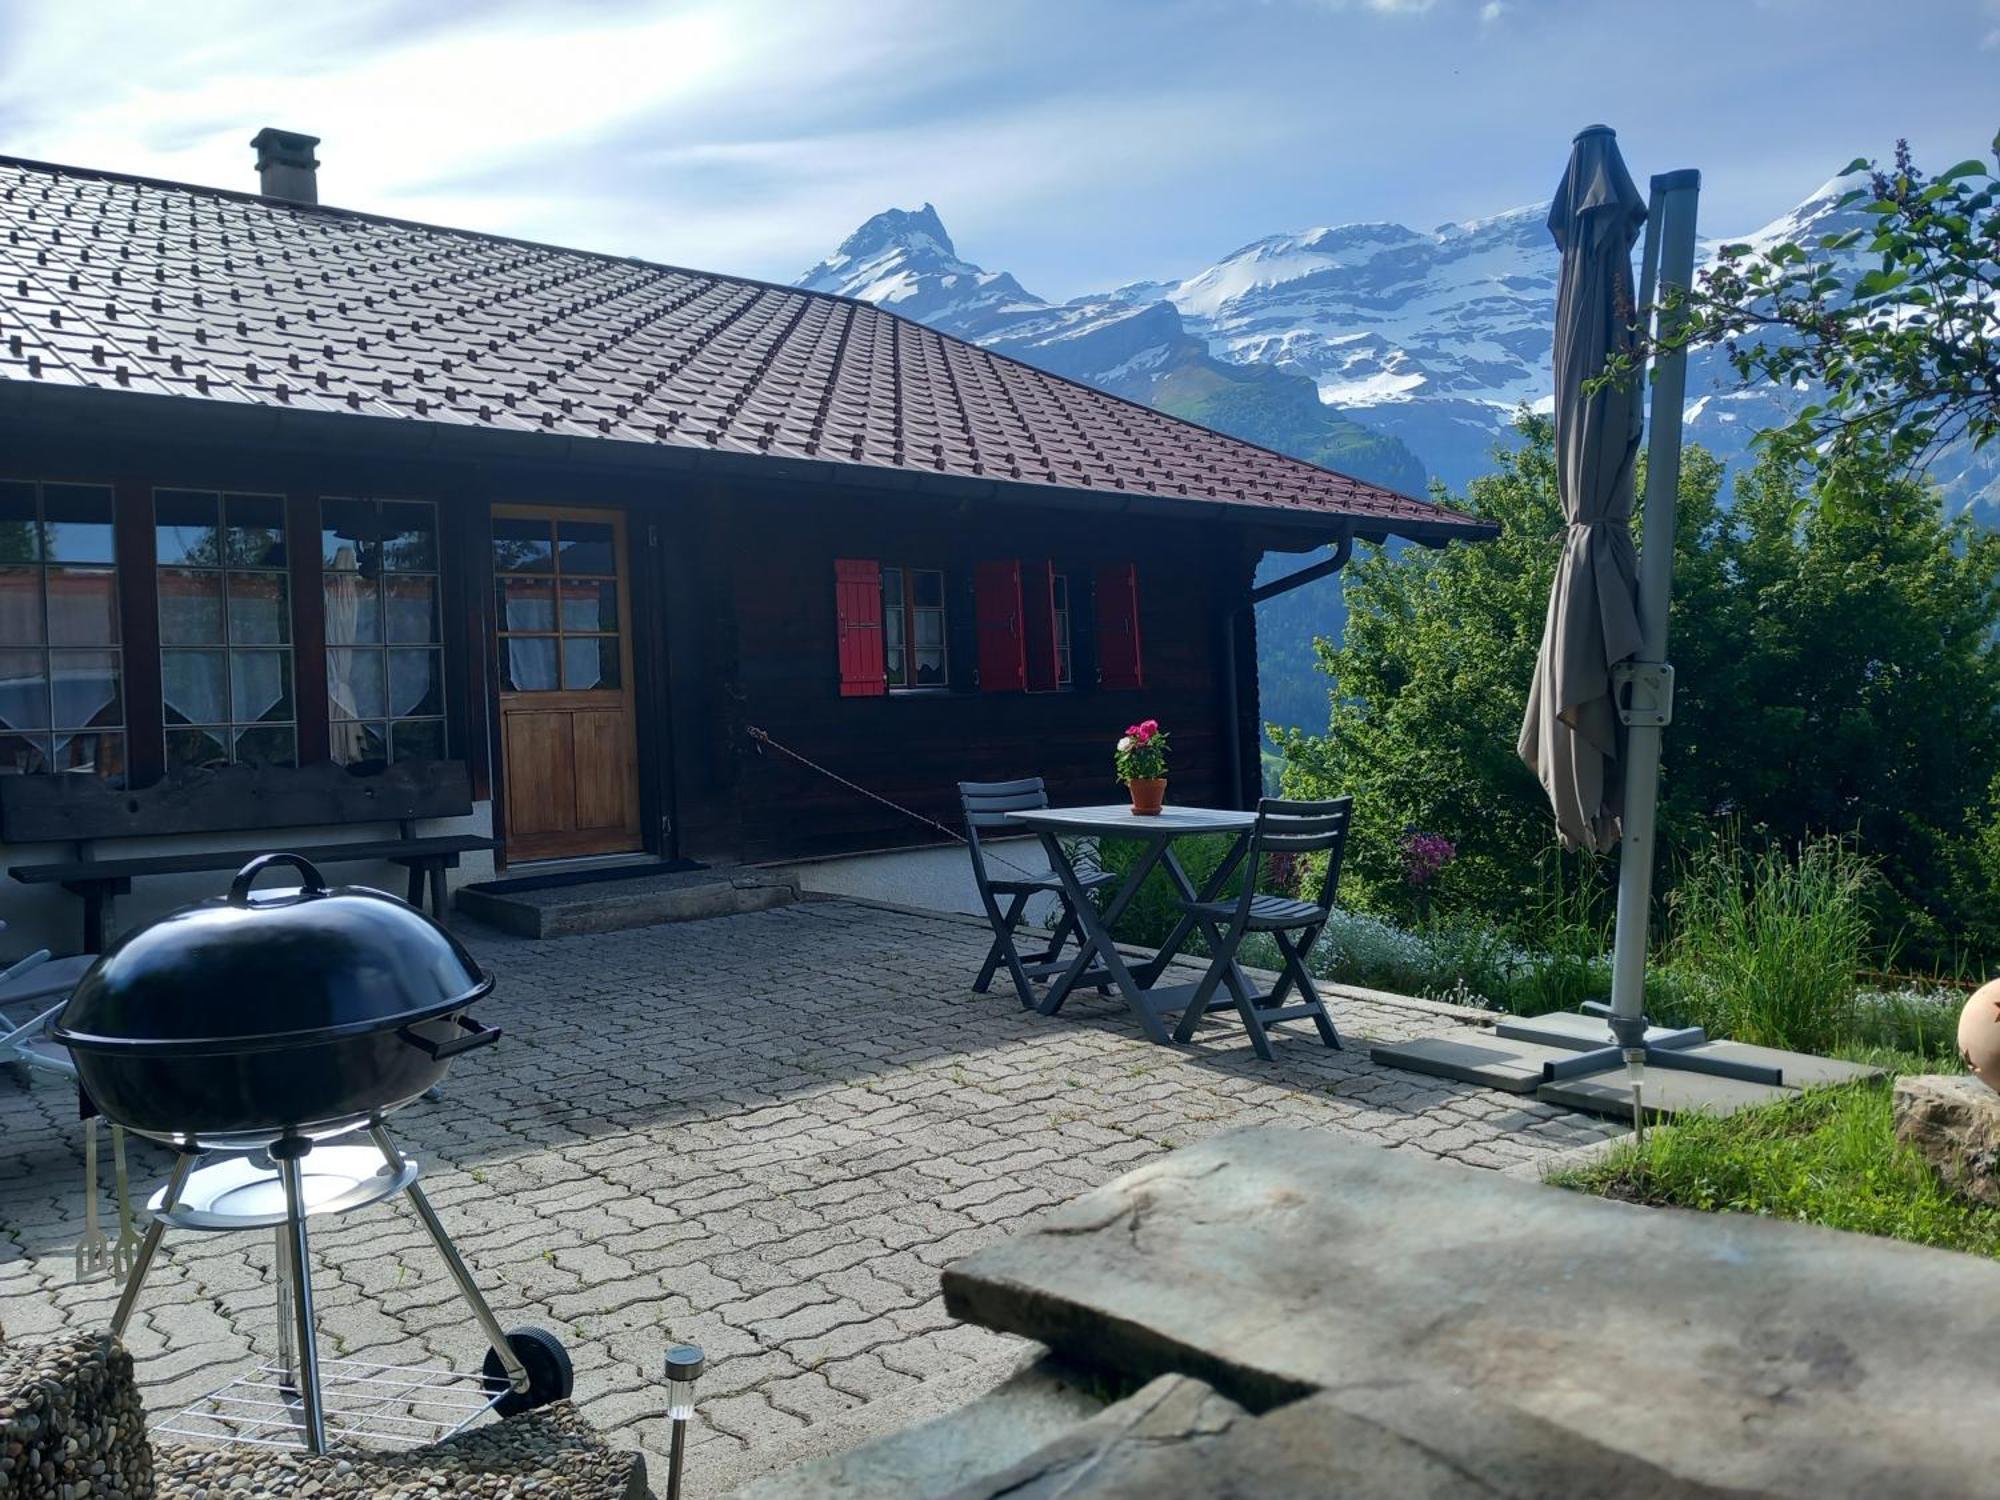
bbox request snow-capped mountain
[800,184,1996,516]
[798,208,1430,499]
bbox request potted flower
[1115,719,1170,815]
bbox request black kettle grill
[55,852,497,1150]
[59,855,571,1455]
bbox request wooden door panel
[503,712,574,838]
[493,504,643,862]
[572,709,636,833]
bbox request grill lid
[54,853,491,1054]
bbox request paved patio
[0,898,1621,1493]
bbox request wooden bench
[2,760,502,951]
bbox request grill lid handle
[228,853,329,906]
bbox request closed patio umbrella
[1515,130,1781,1089]
[1517,124,1647,855]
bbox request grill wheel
[485,1326,575,1416]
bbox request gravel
[153,1402,648,1499]
[0,1327,157,1499]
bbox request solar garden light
[1625,1047,1647,1147]
[664,1343,705,1500]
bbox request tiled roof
[0,155,1491,542]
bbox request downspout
[1223,529,1356,809]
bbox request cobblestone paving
[1,899,1621,1492]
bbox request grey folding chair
[0,923,92,1083]
[1173,796,1353,1060]
[959,778,1116,1009]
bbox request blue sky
[0,0,1991,298]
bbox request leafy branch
[1610,132,1999,477]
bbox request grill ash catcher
[53,854,573,1455]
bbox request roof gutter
[0,381,1496,550]
[1221,529,1358,810]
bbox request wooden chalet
[0,131,1492,950]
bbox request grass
[1552,1069,2000,1259]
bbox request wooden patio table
[1005,803,1257,1044]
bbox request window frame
[322,496,450,768]
[0,479,126,783]
[155,487,298,774]
[882,564,950,694]
[1052,572,1074,690]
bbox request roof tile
[0,155,1491,540]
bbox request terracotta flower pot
[1127,777,1167,816]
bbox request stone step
[454,865,797,938]
[941,1126,2000,1499]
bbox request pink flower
[1138,719,1159,740]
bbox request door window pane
[0,568,42,645]
[502,637,559,692]
[562,636,619,691]
[558,579,616,633]
[159,569,224,644]
[167,725,229,775]
[498,578,555,631]
[389,648,443,718]
[323,498,446,764]
[162,650,228,725]
[327,648,386,720]
[157,489,293,767]
[226,573,289,644]
[0,482,124,781]
[492,517,554,574]
[0,483,40,564]
[0,649,51,729]
[557,521,615,575]
[47,568,118,646]
[385,575,438,643]
[42,485,116,564]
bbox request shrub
[1664,833,1877,1054]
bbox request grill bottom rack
[154,1358,509,1452]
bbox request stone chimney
[250,128,320,204]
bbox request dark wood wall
[676,478,1258,865]
[3,412,1270,870]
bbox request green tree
[1653,134,1999,476]
[1280,416,2000,967]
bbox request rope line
[745,724,1048,881]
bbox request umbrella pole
[1605,169,1699,1047]
[1573,169,1775,1088]
[1538,168,1779,1089]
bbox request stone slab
[941,1126,2000,1498]
[455,866,797,937]
[968,1379,1769,1500]
[1536,1060,1798,1121]
[1700,1040,1883,1088]
[726,1355,1106,1500]
[1369,1033,1588,1094]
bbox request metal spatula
[110,1125,140,1278]
[74,1118,108,1281]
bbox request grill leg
[110,1153,193,1338]
[273,1225,297,1388]
[278,1155,329,1456]
[370,1125,529,1392]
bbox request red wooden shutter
[974,560,1027,693]
[834,558,886,697]
[1021,559,1059,693]
[1095,563,1144,690]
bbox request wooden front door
[492,506,642,862]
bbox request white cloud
[1480,1,1506,22]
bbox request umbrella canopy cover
[1519,125,1650,853]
